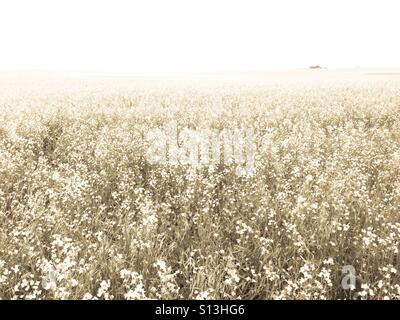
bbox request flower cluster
[0,73,399,299]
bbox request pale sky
[0,0,399,72]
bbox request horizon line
[2,66,400,75]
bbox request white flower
[82,293,93,300]
[41,271,57,291]
[124,283,146,300]
[195,290,214,300]
[70,279,78,287]
[153,260,167,272]
[323,258,334,265]
[120,269,130,279]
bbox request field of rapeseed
[0,71,399,299]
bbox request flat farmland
[0,69,399,299]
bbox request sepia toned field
[0,70,399,299]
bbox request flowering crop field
[0,70,399,300]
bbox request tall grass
[0,74,399,299]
